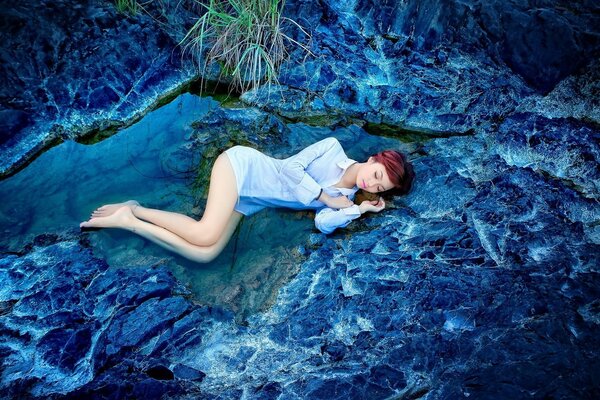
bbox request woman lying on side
[80,137,415,262]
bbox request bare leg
[91,201,198,229]
[81,152,239,247]
[83,207,243,263]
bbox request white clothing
[224,137,362,234]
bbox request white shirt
[225,137,362,234]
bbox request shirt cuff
[294,173,323,205]
[314,188,323,202]
[342,204,361,217]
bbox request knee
[189,223,221,247]
[188,250,217,263]
[186,244,222,263]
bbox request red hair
[372,150,415,195]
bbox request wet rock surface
[0,233,225,398]
[0,0,197,177]
[1,0,600,398]
[245,0,600,130]
[1,108,599,398]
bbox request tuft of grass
[179,0,312,94]
[115,0,140,15]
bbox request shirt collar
[336,158,359,194]
[337,158,357,170]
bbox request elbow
[280,161,303,182]
[314,220,335,235]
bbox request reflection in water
[0,93,411,319]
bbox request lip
[362,179,366,189]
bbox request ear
[368,156,374,163]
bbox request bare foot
[91,200,140,219]
[80,206,136,230]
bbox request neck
[340,162,362,188]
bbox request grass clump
[115,0,140,15]
[179,0,311,94]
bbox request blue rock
[172,363,206,381]
[103,297,191,355]
[38,327,93,371]
[1,0,600,398]
[0,0,197,177]
[369,364,407,390]
[490,113,600,198]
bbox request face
[356,158,395,193]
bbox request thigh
[202,211,243,262]
[201,152,239,238]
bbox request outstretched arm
[314,198,385,234]
[314,205,361,234]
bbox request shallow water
[0,94,211,251]
[0,93,410,318]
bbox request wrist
[318,190,329,203]
[314,188,324,202]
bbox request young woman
[80,137,415,263]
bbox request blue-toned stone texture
[2,108,599,398]
[1,0,599,398]
[0,0,197,177]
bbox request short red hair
[372,150,415,195]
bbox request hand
[321,193,355,209]
[359,197,385,214]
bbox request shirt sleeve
[314,205,362,234]
[279,137,340,206]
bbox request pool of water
[1,94,209,250]
[0,93,413,320]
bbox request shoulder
[323,136,340,145]
[316,136,343,150]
